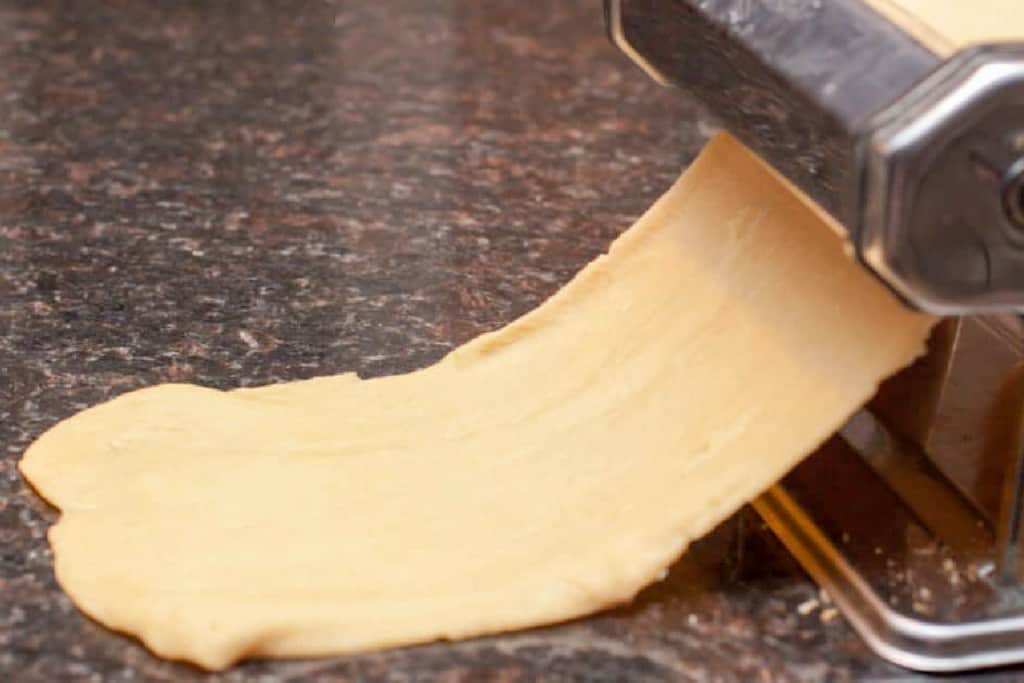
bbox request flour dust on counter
[19,134,934,670]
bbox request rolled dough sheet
[20,134,934,670]
[866,0,1024,55]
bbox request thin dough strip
[20,134,935,670]
[864,0,1024,55]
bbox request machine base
[755,414,1024,673]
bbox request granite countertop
[0,1,1017,681]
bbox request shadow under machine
[606,0,1024,672]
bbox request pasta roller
[606,0,1024,672]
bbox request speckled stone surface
[0,1,1020,681]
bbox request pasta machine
[605,0,1024,672]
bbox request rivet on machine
[606,0,1024,672]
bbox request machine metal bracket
[604,0,671,87]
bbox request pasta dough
[866,0,1024,55]
[20,134,934,670]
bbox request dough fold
[20,134,934,670]
[865,0,1024,55]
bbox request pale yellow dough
[21,134,934,670]
[866,0,1024,55]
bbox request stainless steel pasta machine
[606,0,1024,672]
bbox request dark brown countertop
[0,1,1018,681]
